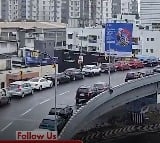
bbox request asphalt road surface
[0,68,152,140]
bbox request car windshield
[127,73,135,77]
[78,88,89,93]
[41,119,55,127]
[101,64,109,67]
[84,66,92,70]
[93,84,105,90]
[8,84,19,90]
[30,78,39,82]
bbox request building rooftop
[0,22,66,29]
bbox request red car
[115,61,130,71]
[128,60,144,69]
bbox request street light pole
[80,29,83,71]
[54,32,58,132]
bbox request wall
[141,30,160,58]
[66,27,104,52]
[0,64,57,88]
[0,42,17,54]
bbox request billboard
[25,50,40,65]
[24,50,58,66]
[105,23,133,56]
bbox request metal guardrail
[59,73,160,139]
[74,124,160,143]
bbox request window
[151,38,154,41]
[68,34,73,39]
[150,49,154,53]
[88,35,97,43]
[146,49,148,53]
[68,44,72,49]
[147,38,149,41]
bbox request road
[0,68,151,140]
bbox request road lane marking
[58,91,70,96]
[20,108,32,116]
[1,122,13,132]
[19,91,70,117]
[39,98,51,105]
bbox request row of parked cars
[0,59,154,106]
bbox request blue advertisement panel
[25,50,40,65]
[105,23,133,56]
[25,50,58,66]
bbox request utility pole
[54,31,58,132]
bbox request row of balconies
[0,36,17,42]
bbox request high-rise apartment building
[112,0,138,17]
[0,0,62,22]
[102,0,112,23]
[140,0,160,29]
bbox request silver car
[7,81,34,98]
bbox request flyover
[59,73,160,139]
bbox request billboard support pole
[108,43,111,91]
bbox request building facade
[112,0,138,17]
[141,30,160,58]
[140,0,160,30]
[66,14,141,55]
[102,0,112,24]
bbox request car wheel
[73,76,76,81]
[39,86,42,91]
[31,90,34,95]
[91,72,94,76]
[50,82,53,88]
[7,98,11,104]
[21,93,25,98]
[57,80,60,85]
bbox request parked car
[0,88,11,105]
[153,65,160,73]
[128,60,144,69]
[82,65,101,76]
[137,55,158,67]
[39,115,66,134]
[138,69,154,77]
[76,85,95,105]
[49,105,73,120]
[28,77,53,90]
[44,73,70,85]
[125,71,141,82]
[92,82,109,95]
[115,61,130,71]
[100,63,116,73]
[7,81,34,98]
[64,68,85,81]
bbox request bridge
[59,73,160,140]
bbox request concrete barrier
[59,74,160,139]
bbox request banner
[105,23,133,56]
[24,50,58,65]
[25,50,40,65]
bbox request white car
[82,65,101,76]
[28,77,53,90]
